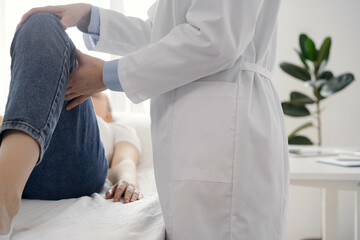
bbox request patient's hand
[105,180,143,204]
[106,142,141,204]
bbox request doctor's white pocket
[171,81,238,183]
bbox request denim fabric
[0,13,108,200]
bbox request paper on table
[335,150,360,158]
[317,158,360,167]
[289,147,337,158]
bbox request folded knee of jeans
[17,12,63,39]
[27,12,60,27]
[11,12,70,57]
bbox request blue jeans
[0,13,108,200]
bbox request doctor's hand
[17,3,91,31]
[105,180,143,204]
[65,49,107,110]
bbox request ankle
[0,184,21,214]
[0,186,21,234]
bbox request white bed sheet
[11,113,165,240]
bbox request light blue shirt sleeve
[83,6,123,92]
[88,5,100,34]
[103,60,123,91]
[83,5,100,49]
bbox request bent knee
[12,12,69,54]
[27,12,59,23]
[16,12,63,39]
[25,12,62,30]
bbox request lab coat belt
[239,62,273,80]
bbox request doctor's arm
[63,0,267,108]
[83,5,156,56]
[103,0,266,103]
[17,3,154,56]
[106,141,141,203]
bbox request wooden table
[290,148,360,240]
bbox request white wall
[275,0,360,147]
[275,0,360,239]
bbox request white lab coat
[92,0,289,239]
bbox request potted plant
[280,34,355,146]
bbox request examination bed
[11,113,165,240]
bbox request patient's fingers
[113,182,127,202]
[123,185,134,204]
[106,181,141,203]
[130,190,140,202]
[105,188,114,199]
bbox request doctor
[16,0,289,239]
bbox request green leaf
[315,37,332,74]
[320,73,355,97]
[306,79,327,89]
[281,102,311,117]
[316,60,328,77]
[288,122,314,139]
[280,62,311,81]
[296,49,310,70]
[288,135,313,145]
[318,71,334,80]
[290,91,315,105]
[299,34,308,58]
[299,34,317,61]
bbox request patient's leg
[0,13,107,234]
[0,130,39,235]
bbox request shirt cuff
[88,5,100,34]
[82,5,100,50]
[103,60,123,92]
[83,33,99,50]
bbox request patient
[91,92,143,202]
[0,13,139,238]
